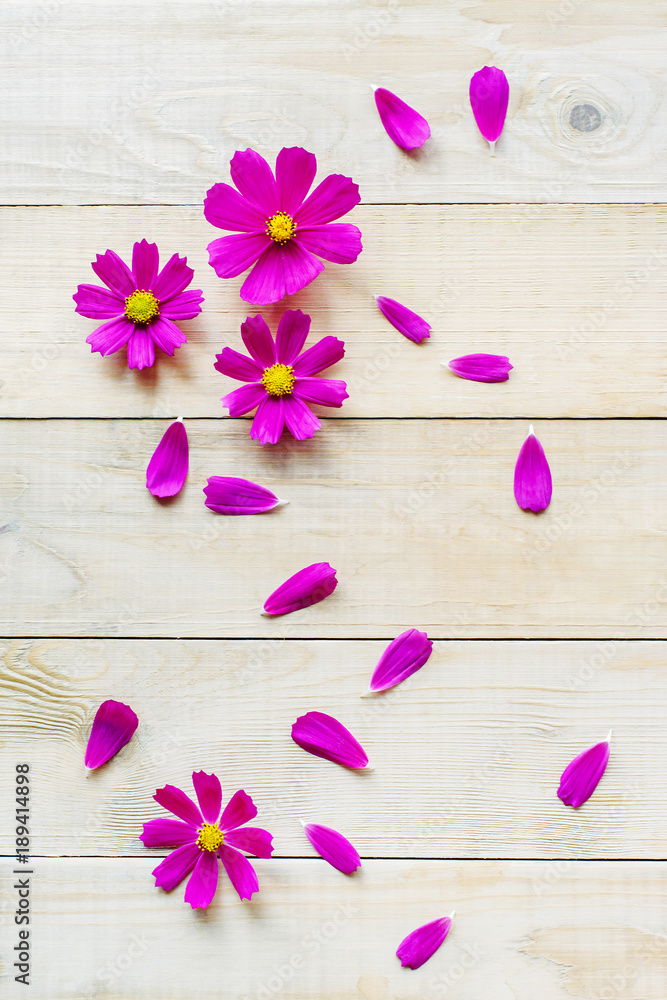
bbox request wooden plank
[3,1,667,205]
[1,858,665,998]
[0,638,664,859]
[0,418,665,638]
[2,205,667,419]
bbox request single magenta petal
[470,66,509,152]
[250,396,286,446]
[367,629,433,694]
[192,770,223,824]
[73,283,124,319]
[376,296,431,343]
[152,843,200,892]
[396,915,453,970]
[374,87,431,150]
[263,562,337,616]
[282,396,321,441]
[127,328,155,370]
[447,353,513,383]
[291,711,369,769]
[558,735,611,808]
[85,317,133,356]
[275,146,317,216]
[514,424,552,513]
[139,818,198,849]
[132,239,159,290]
[218,843,260,900]
[220,789,258,832]
[146,419,189,498]
[148,317,187,357]
[221,384,266,417]
[153,784,203,827]
[224,827,274,859]
[204,477,286,515]
[84,699,138,769]
[184,850,219,909]
[302,822,361,875]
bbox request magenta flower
[73,239,203,370]
[215,310,348,446]
[376,296,431,343]
[374,88,431,150]
[558,734,611,808]
[140,770,273,909]
[146,419,189,498]
[291,711,370,769]
[84,699,138,770]
[396,914,454,970]
[302,822,361,875]
[365,629,433,695]
[470,66,509,155]
[263,562,338,616]
[204,147,362,304]
[447,354,513,383]
[204,477,287,515]
[514,425,552,513]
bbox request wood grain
[2,205,667,418]
[3,1,667,205]
[0,638,664,859]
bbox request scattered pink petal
[366,629,433,694]
[514,425,552,513]
[374,88,431,150]
[203,477,286,515]
[85,699,138,769]
[291,711,369,770]
[376,296,430,343]
[396,914,454,969]
[447,353,513,383]
[263,562,337,616]
[146,419,189,498]
[558,734,611,808]
[469,66,509,154]
[302,822,361,874]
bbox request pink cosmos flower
[85,699,138,770]
[204,147,362,304]
[215,310,348,445]
[514,425,552,513]
[558,733,611,808]
[146,419,189,498]
[140,770,273,909]
[447,354,513,383]
[204,477,287,515]
[374,88,431,150]
[73,239,204,370]
[396,914,454,969]
[364,629,433,695]
[264,562,338,616]
[375,296,431,343]
[302,821,361,875]
[291,711,370,769]
[470,66,509,155]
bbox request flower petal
[374,88,431,150]
[224,827,274,859]
[160,289,204,322]
[204,477,283,515]
[241,314,276,366]
[127,329,156,371]
[250,396,286,445]
[264,563,337,616]
[470,66,509,149]
[84,699,138,769]
[85,317,134,357]
[396,916,453,970]
[448,353,513,383]
[220,789,258,832]
[514,425,552,513]
[218,843,260,901]
[146,420,189,498]
[153,784,203,827]
[204,181,268,232]
[241,242,324,304]
[192,770,223,824]
[91,249,136,297]
[282,395,321,441]
[207,232,271,280]
[302,822,361,875]
[148,316,187,357]
[376,296,431,343]
[296,223,363,265]
[221,383,267,417]
[230,148,279,215]
[292,336,345,376]
[276,146,317,215]
[294,377,348,409]
[295,173,361,227]
[214,346,264,383]
[184,849,219,909]
[152,843,201,893]
[275,309,311,365]
[73,283,125,319]
[132,239,159,290]
[558,738,610,808]
[291,710,368,769]
[367,629,433,694]
[140,818,198,849]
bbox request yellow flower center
[266,211,296,244]
[262,363,295,397]
[197,822,224,852]
[124,289,160,325]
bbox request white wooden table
[1,2,667,997]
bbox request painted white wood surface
[2,205,667,418]
[0,638,663,859]
[1,859,666,999]
[2,1,667,205]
